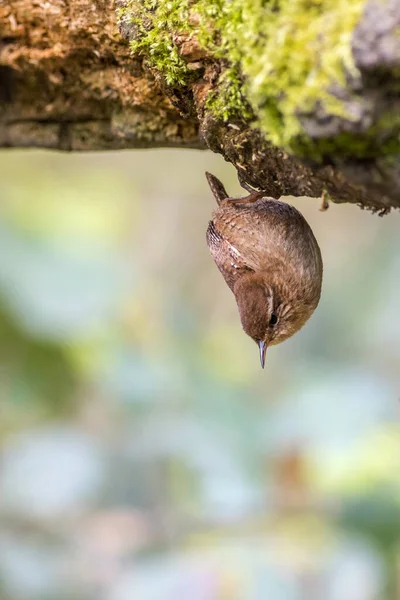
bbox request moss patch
[118,0,192,87]
[205,67,252,121]
[232,0,365,144]
[118,0,400,159]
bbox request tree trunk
[1,0,400,212]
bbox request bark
[0,0,201,150]
[1,0,400,213]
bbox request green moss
[117,0,251,117]
[199,0,369,153]
[205,67,252,121]
[118,0,400,159]
[118,0,192,87]
[235,0,365,144]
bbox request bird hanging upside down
[205,172,323,368]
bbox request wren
[206,172,323,368]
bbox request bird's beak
[258,340,267,369]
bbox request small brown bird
[206,172,323,368]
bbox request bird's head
[234,272,317,368]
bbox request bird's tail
[205,172,228,206]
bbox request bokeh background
[0,148,399,600]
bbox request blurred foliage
[0,303,76,432]
[0,149,399,600]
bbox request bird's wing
[206,220,254,291]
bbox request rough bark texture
[1,0,400,213]
[0,0,201,150]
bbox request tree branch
[1,0,400,212]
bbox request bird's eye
[269,313,278,326]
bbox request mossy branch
[2,0,400,211]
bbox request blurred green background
[0,149,399,600]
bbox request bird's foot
[226,190,265,205]
[237,171,263,194]
[235,171,271,203]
